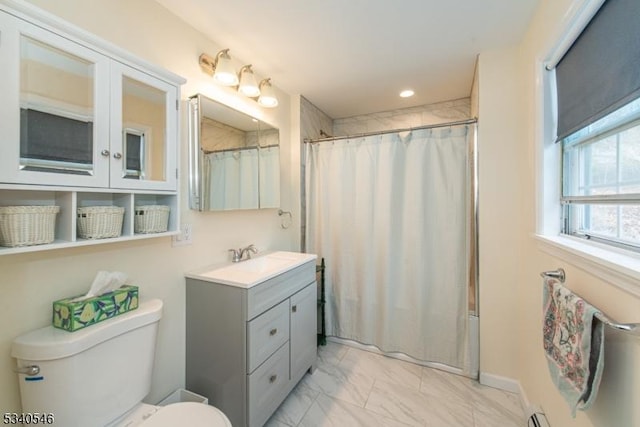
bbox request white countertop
[185,251,317,288]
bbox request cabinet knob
[292,305,297,313]
[269,328,278,336]
[113,152,123,159]
[101,149,110,157]
[269,374,277,383]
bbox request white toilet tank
[11,299,163,427]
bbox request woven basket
[0,205,60,247]
[134,205,170,233]
[77,206,124,239]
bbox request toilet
[11,299,230,427]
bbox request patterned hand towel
[543,279,605,417]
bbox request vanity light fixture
[258,78,278,108]
[199,49,239,86]
[238,65,261,97]
[198,51,278,108]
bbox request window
[123,128,146,179]
[536,0,640,296]
[19,35,95,176]
[20,108,94,175]
[562,99,640,249]
[556,0,640,251]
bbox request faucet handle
[245,244,258,259]
[228,248,241,263]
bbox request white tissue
[75,271,129,301]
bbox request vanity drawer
[246,260,315,319]
[247,299,289,372]
[247,343,289,427]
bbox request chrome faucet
[229,244,258,262]
[228,249,241,263]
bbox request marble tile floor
[265,342,526,427]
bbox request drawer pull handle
[292,305,297,313]
[269,374,277,383]
[269,328,278,336]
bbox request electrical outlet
[172,223,193,247]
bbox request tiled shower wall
[299,96,333,251]
[301,96,472,144]
[301,95,334,141]
[333,98,471,136]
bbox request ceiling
[155,0,539,119]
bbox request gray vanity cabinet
[290,284,318,381]
[185,260,317,427]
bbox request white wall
[479,0,640,425]
[476,47,525,382]
[0,0,298,411]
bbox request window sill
[535,234,640,298]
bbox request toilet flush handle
[14,365,40,376]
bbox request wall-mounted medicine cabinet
[188,94,281,211]
[0,12,178,191]
[0,2,185,255]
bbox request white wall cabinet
[185,261,318,427]
[0,3,184,255]
[0,10,179,191]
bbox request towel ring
[278,209,292,229]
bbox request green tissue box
[52,285,139,332]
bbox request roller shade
[556,0,640,140]
[20,109,93,164]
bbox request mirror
[121,76,167,182]
[188,94,280,211]
[20,35,95,175]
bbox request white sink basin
[186,251,317,288]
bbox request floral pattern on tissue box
[52,285,138,332]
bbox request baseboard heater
[528,412,550,427]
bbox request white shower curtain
[305,126,471,370]
[259,146,281,208]
[206,149,259,210]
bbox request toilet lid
[140,402,231,427]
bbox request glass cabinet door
[109,63,178,191]
[0,12,110,187]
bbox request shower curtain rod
[304,117,477,144]
[202,143,279,155]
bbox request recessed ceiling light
[399,89,415,98]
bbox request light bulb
[213,50,239,86]
[258,79,278,108]
[238,65,260,97]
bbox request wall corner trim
[479,372,537,420]
[478,372,524,395]
[479,372,521,393]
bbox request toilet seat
[139,402,231,427]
